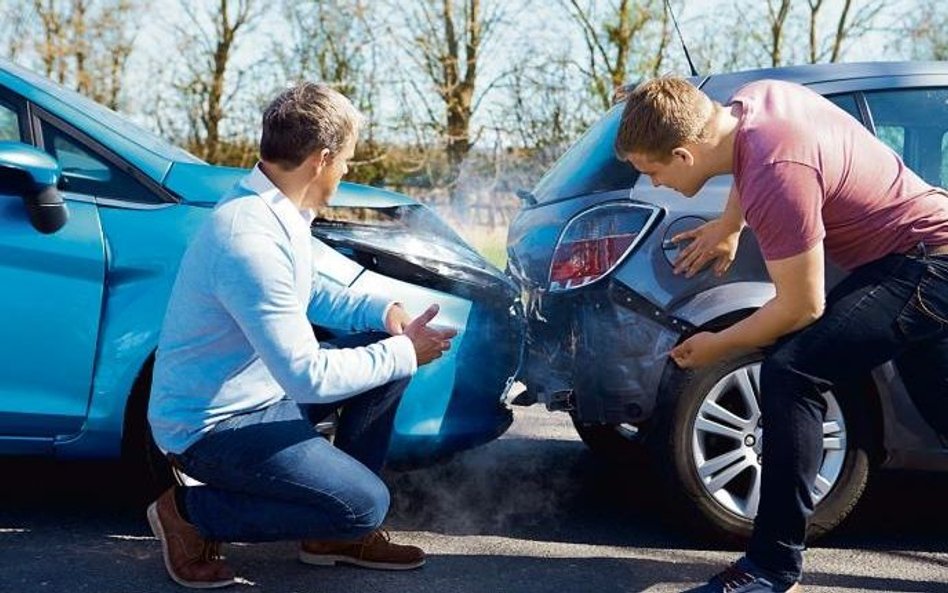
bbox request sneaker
[146,488,236,589]
[685,558,800,592]
[299,529,425,571]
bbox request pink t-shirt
[731,80,948,270]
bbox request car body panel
[164,161,418,209]
[0,193,104,443]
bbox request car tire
[121,361,176,503]
[570,414,650,467]
[651,352,872,546]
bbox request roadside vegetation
[1,0,941,259]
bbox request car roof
[0,58,201,183]
[699,61,948,100]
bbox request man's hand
[403,304,458,366]
[673,218,742,278]
[384,303,412,335]
[670,331,734,369]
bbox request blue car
[0,59,522,487]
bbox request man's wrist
[719,214,745,235]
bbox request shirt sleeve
[307,271,390,332]
[739,160,826,261]
[212,230,416,404]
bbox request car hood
[163,161,516,301]
[162,162,417,208]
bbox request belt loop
[917,241,928,258]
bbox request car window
[825,93,862,124]
[531,105,638,204]
[40,119,161,203]
[0,99,21,141]
[864,88,948,187]
[877,125,905,155]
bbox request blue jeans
[171,371,410,543]
[746,248,948,586]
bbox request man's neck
[259,161,309,209]
[702,102,743,176]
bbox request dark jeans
[746,248,948,586]
[172,374,410,543]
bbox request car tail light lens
[549,203,660,291]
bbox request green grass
[455,224,509,269]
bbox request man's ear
[310,148,331,175]
[671,147,695,166]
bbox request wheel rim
[690,362,847,520]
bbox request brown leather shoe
[146,488,236,589]
[299,529,425,570]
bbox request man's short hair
[614,76,713,161]
[260,82,362,168]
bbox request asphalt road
[2,405,947,593]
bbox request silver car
[507,61,948,543]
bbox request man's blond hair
[614,76,713,162]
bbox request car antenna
[664,0,699,77]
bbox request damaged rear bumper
[516,279,684,425]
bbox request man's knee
[760,346,830,419]
[341,474,390,535]
[760,348,801,392]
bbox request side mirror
[0,141,68,234]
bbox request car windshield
[531,104,638,203]
[4,61,203,165]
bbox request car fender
[668,281,775,328]
[55,203,205,458]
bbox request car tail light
[549,203,660,291]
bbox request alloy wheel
[690,362,847,520]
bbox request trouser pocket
[896,261,948,342]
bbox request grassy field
[453,224,509,269]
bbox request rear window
[531,105,638,204]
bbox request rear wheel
[652,352,872,544]
[570,414,649,467]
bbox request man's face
[626,148,707,198]
[305,133,358,208]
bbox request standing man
[147,82,456,589]
[615,76,948,592]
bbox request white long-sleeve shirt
[149,165,417,454]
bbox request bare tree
[167,0,264,164]
[12,1,140,109]
[806,0,884,63]
[764,0,792,67]
[0,2,34,62]
[560,0,669,111]
[894,0,948,60]
[395,0,506,202]
[277,0,390,183]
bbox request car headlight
[548,202,661,292]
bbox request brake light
[548,203,659,291]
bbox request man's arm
[671,242,825,368]
[215,231,417,403]
[307,273,391,332]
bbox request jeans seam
[915,280,948,324]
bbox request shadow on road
[1,432,947,592]
[387,434,948,554]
